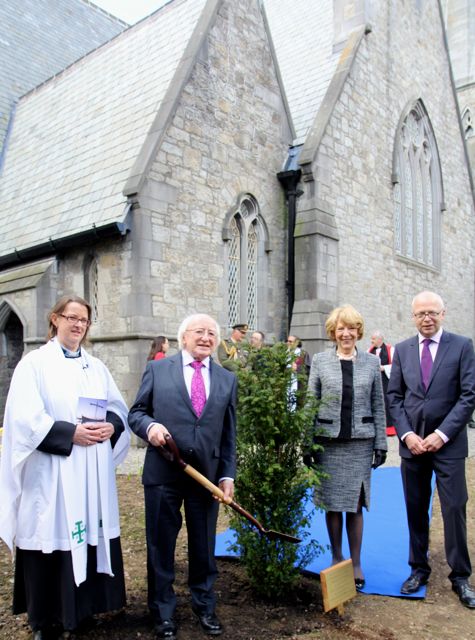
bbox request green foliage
[229,341,325,598]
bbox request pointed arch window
[0,302,24,419]
[84,255,99,322]
[462,106,474,140]
[223,194,269,330]
[392,101,443,268]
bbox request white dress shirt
[181,350,210,398]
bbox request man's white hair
[411,291,445,311]
[176,314,221,349]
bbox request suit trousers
[144,475,219,621]
[400,454,471,584]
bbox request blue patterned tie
[420,338,433,390]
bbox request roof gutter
[0,215,131,269]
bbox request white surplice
[0,338,130,586]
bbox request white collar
[181,350,210,368]
[418,328,443,344]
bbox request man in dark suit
[129,314,237,638]
[388,291,475,608]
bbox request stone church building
[0,0,474,417]
[445,0,475,183]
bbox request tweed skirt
[313,437,374,513]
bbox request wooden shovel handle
[163,436,261,519]
[161,434,301,543]
[184,465,267,531]
[183,464,232,505]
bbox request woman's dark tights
[325,491,364,580]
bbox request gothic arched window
[84,255,99,322]
[0,301,24,419]
[223,194,269,330]
[392,101,443,268]
[461,106,474,140]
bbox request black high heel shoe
[355,578,366,591]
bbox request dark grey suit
[128,352,237,621]
[388,330,475,583]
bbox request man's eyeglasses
[185,328,217,339]
[59,314,91,327]
[413,311,443,320]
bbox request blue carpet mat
[215,466,431,598]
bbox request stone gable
[292,0,475,353]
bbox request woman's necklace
[336,350,357,361]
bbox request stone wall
[457,84,475,180]
[0,0,292,416]
[123,0,292,389]
[293,0,475,354]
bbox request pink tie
[190,361,206,416]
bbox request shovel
[160,434,301,544]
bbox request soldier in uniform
[218,323,249,371]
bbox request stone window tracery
[462,106,474,139]
[392,101,442,268]
[224,195,265,330]
[84,255,99,322]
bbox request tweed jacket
[307,348,387,450]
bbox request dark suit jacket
[128,352,237,485]
[387,331,475,459]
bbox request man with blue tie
[129,314,237,638]
[388,291,475,608]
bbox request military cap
[232,323,248,332]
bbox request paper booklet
[77,396,107,423]
[382,364,392,379]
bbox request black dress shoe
[452,581,475,608]
[194,611,223,636]
[154,619,178,639]
[354,578,365,591]
[400,573,429,594]
[32,630,58,640]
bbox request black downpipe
[277,169,303,332]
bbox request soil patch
[0,459,474,639]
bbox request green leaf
[229,342,326,598]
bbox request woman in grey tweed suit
[307,305,387,589]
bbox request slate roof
[263,0,339,145]
[0,0,126,151]
[0,0,209,262]
[0,0,342,264]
